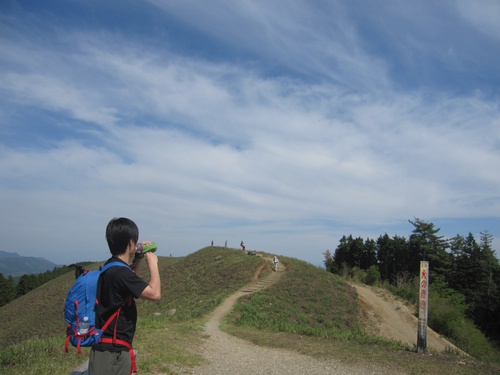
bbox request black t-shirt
[93,257,148,352]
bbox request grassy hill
[0,247,498,374]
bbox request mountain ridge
[0,250,61,276]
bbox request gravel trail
[176,258,405,375]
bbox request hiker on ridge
[89,217,161,375]
[273,256,279,272]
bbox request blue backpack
[64,262,131,353]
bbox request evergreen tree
[449,233,480,296]
[16,274,39,296]
[408,218,450,281]
[449,233,466,288]
[0,273,16,307]
[332,235,351,271]
[361,238,377,270]
[448,231,500,340]
[376,233,392,281]
[331,235,367,272]
[376,234,409,283]
[392,235,410,278]
[350,236,365,269]
[475,231,500,339]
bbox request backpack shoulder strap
[94,261,132,326]
[100,261,131,273]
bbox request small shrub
[386,275,419,305]
[365,266,381,286]
[428,281,499,362]
[350,267,367,283]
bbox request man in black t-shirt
[89,218,161,375]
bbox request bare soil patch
[353,283,464,354]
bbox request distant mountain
[0,251,60,277]
[0,250,21,259]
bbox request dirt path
[175,258,406,374]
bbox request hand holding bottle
[135,242,157,258]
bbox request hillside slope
[175,254,478,375]
[0,248,463,352]
[0,247,265,348]
[182,256,402,375]
[2,247,495,375]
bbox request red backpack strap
[76,339,82,354]
[99,338,136,374]
[98,306,136,374]
[98,338,136,374]
[64,332,70,353]
[99,307,120,333]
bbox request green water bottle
[135,242,157,258]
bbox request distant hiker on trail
[211,240,214,246]
[240,241,245,251]
[273,256,279,272]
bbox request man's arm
[139,252,161,301]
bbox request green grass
[227,257,364,339]
[1,247,499,375]
[134,246,265,320]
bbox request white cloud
[0,1,499,265]
[144,0,390,89]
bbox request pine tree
[16,274,39,296]
[449,231,500,340]
[376,233,392,281]
[332,235,350,272]
[349,236,365,269]
[361,238,377,270]
[0,273,16,307]
[408,218,450,282]
[475,231,500,339]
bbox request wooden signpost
[417,261,429,353]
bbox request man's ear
[128,239,136,253]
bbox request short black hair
[105,217,139,256]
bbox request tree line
[0,263,91,307]
[324,218,500,343]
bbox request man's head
[106,217,139,256]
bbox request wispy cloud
[0,1,499,265]
[457,0,500,41]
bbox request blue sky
[1,0,499,266]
